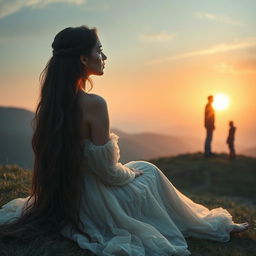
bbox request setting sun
[213,93,230,111]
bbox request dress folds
[0,132,235,256]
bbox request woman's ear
[80,55,88,66]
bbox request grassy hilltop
[0,153,256,256]
[151,152,256,205]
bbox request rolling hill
[0,153,255,256]
[0,106,202,168]
[1,106,255,170]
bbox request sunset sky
[0,0,255,152]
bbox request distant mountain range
[111,128,202,163]
[241,147,256,158]
[0,107,34,169]
[0,106,254,169]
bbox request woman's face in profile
[81,40,107,76]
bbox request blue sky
[1,0,255,70]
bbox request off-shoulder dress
[0,132,235,256]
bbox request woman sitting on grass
[0,25,249,256]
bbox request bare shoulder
[89,93,107,108]
[77,91,109,124]
[78,92,107,109]
[77,92,110,145]
[78,92,107,105]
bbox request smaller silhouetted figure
[204,95,215,157]
[226,121,236,160]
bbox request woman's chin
[90,70,104,76]
[98,69,105,75]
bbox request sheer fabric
[0,132,235,256]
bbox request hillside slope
[0,154,255,255]
[150,153,256,205]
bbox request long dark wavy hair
[0,25,98,241]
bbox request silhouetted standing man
[226,121,236,160]
[204,95,215,157]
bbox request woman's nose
[102,52,107,60]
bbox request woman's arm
[85,93,110,146]
[82,94,142,185]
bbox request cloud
[240,55,256,70]
[148,37,256,65]
[214,62,256,75]
[194,12,243,26]
[0,0,86,19]
[214,63,235,74]
[139,31,175,42]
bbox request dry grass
[0,154,255,256]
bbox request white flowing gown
[0,132,235,256]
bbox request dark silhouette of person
[226,121,236,160]
[204,95,215,157]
